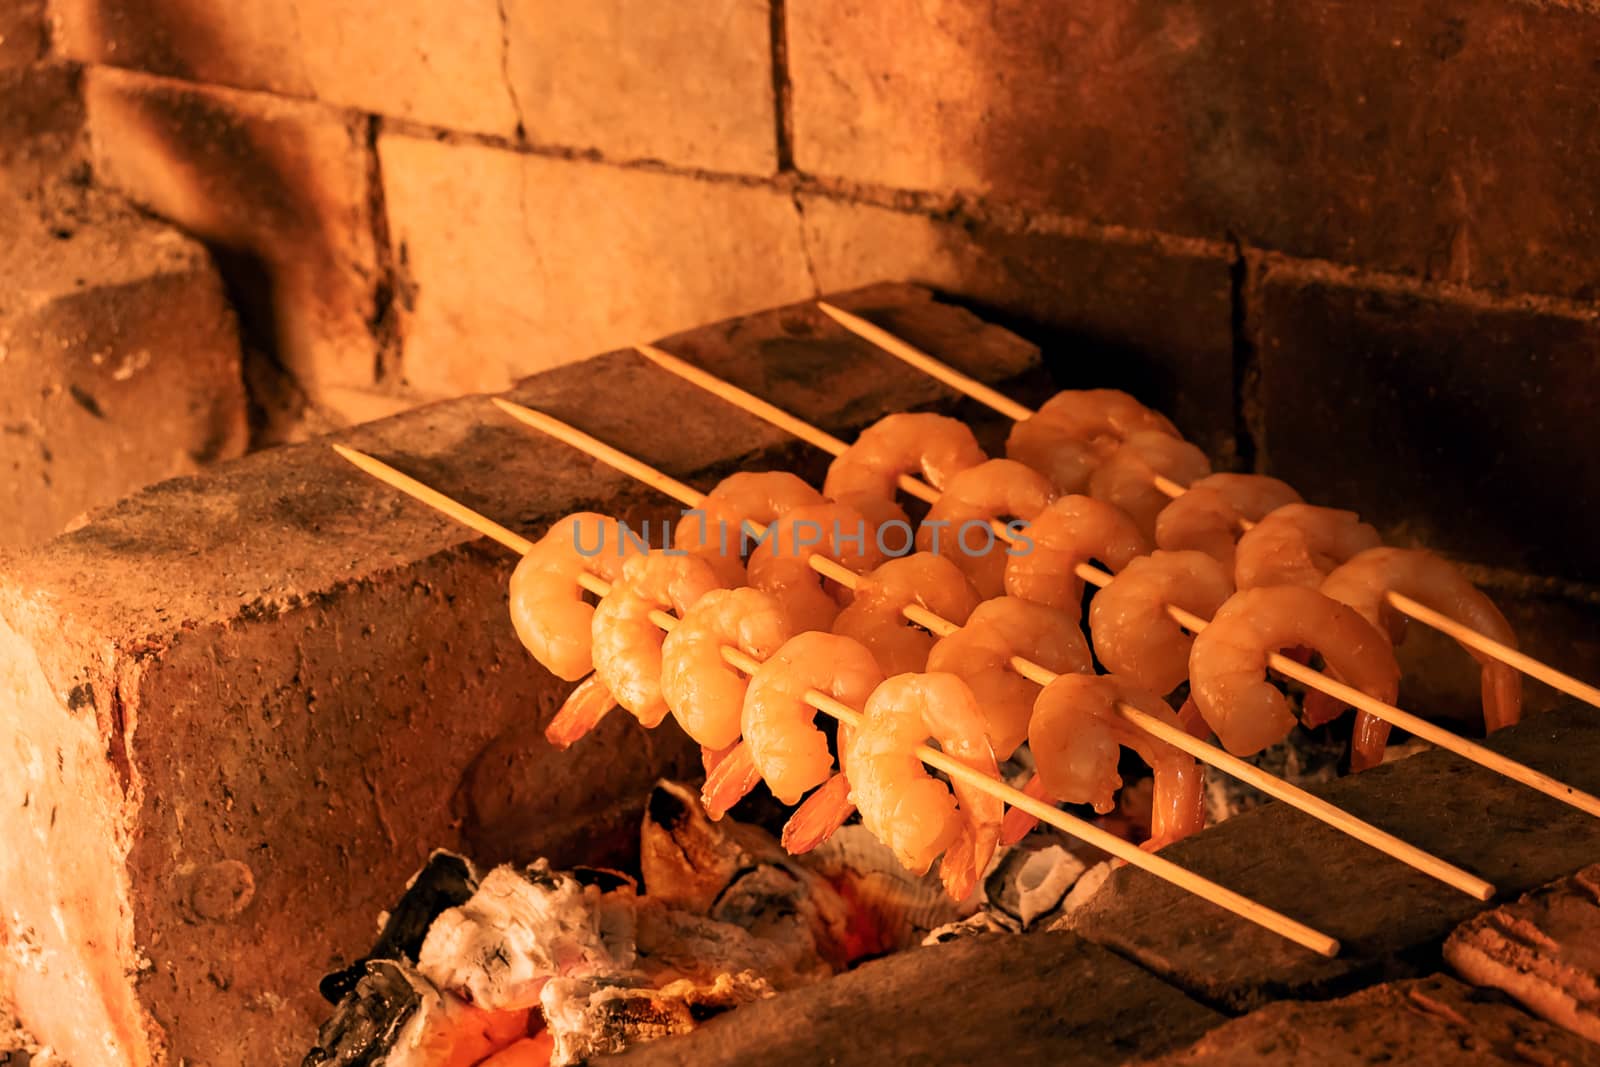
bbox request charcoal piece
[319,851,479,1003]
[303,961,425,1067]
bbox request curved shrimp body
[590,552,726,728]
[1188,586,1401,768]
[1322,547,1522,732]
[741,632,884,805]
[1021,673,1206,852]
[845,672,1003,900]
[675,472,826,586]
[747,501,885,633]
[509,512,646,680]
[916,458,1054,598]
[1155,473,1303,572]
[925,596,1093,759]
[1088,432,1212,541]
[832,553,981,676]
[1234,503,1382,591]
[1089,550,1235,696]
[659,587,794,750]
[1006,390,1179,495]
[1004,495,1151,610]
[823,412,986,505]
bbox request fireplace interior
[3,1,1600,1064]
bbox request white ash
[923,844,1090,944]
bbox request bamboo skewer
[494,398,1497,900]
[631,345,1600,822]
[333,442,1341,957]
[815,300,1600,717]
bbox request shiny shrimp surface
[741,632,884,806]
[509,512,645,681]
[1004,495,1151,610]
[916,458,1054,598]
[846,672,1003,900]
[1090,550,1234,696]
[747,501,885,632]
[1155,474,1303,571]
[1087,431,1212,541]
[925,596,1093,758]
[1188,586,1401,769]
[660,587,794,750]
[1006,389,1179,495]
[590,553,726,728]
[832,553,981,676]
[1233,503,1382,590]
[675,472,825,586]
[823,412,986,506]
[1322,547,1522,732]
[1009,673,1205,852]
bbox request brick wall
[48,0,1600,637]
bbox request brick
[0,0,46,69]
[0,287,1035,1064]
[611,930,1221,1066]
[503,0,776,173]
[799,195,1238,462]
[379,135,814,399]
[1250,262,1600,584]
[1061,704,1600,1012]
[0,64,86,190]
[82,66,382,413]
[1137,974,1600,1066]
[788,1,1600,300]
[55,0,518,136]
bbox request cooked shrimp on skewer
[586,552,725,731]
[916,458,1054,598]
[823,411,986,508]
[1088,431,1212,541]
[1090,550,1234,697]
[510,512,644,680]
[675,471,825,585]
[660,587,793,751]
[926,596,1093,758]
[1155,473,1303,571]
[1322,547,1522,732]
[1002,673,1206,852]
[846,672,1003,901]
[1004,495,1151,610]
[1006,389,1179,495]
[832,553,981,675]
[1188,586,1402,770]
[747,501,884,632]
[1234,503,1382,591]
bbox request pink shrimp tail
[1284,645,1349,729]
[1348,710,1392,772]
[700,742,740,778]
[939,825,979,902]
[545,673,618,749]
[700,741,761,820]
[781,773,855,854]
[999,773,1053,846]
[1175,695,1212,740]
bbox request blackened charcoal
[320,851,479,1003]
[302,961,424,1067]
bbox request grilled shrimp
[916,458,1055,598]
[832,553,981,676]
[738,632,885,806]
[925,596,1094,758]
[1322,547,1521,732]
[747,501,885,633]
[1088,431,1212,541]
[1089,550,1235,696]
[660,587,793,751]
[1002,673,1205,852]
[1004,495,1151,610]
[1006,389,1179,494]
[1234,503,1382,590]
[675,472,826,585]
[823,412,986,506]
[509,512,645,681]
[589,552,726,729]
[1188,586,1401,769]
[1155,473,1303,571]
[846,672,1003,901]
